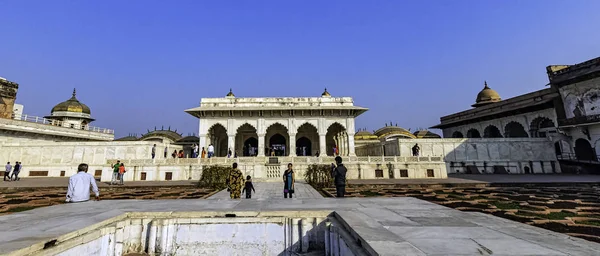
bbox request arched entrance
[269,134,287,156]
[296,137,312,156]
[326,122,347,156]
[207,123,228,157]
[243,137,258,156]
[504,122,529,138]
[236,123,258,157]
[483,125,502,138]
[554,142,562,156]
[575,139,597,161]
[452,131,464,138]
[467,129,481,138]
[530,117,555,138]
[266,123,289,156]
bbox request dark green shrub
[304,164,333,189]
[198,165,231,190]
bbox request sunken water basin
[18,211,365,256]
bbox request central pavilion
[185,89,368,157]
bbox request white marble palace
[6,54,600,181]
[185,89,365,158]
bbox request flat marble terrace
[2,196,600,256]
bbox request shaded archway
[296,123,319,156]
[504,122,529,138]
[530,117,555,138]
[326,122,347,156]
[575,139,597,161]
[269,134,287,156]
[554,142,562,156]
[296,137,312,156]
[235,123,258,157]
[243,137,258,156]
[466,129,481,138]
[483,125,502,138]
[451,131,464,138]
[266,123,289,156]
[207,123,228,157]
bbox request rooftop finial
[226,88,235,97]
[484,81,489,88]
[321,88,331,97]
[72,88,76,97]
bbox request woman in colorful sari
[283,163,295,198]
[227,163,244,199]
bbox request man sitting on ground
[66,163,100,203]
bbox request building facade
[185,89,367,158]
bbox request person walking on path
[227,163,244,199]
[66,163,100,203]
[111,160,120,185]
[151,144,156,159]
[283,163,295,198]
[4,162,12,182]
[201,147,207,158]
[11,162,21,181]
[242,175,256,199]
[331,156,347,198]
[118,163,126,185]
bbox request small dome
[51,89,91,114]
[226,88,235,97]
[413,130,441,138]
[321,88,331,97]
[354,129,378,140]
[374,123,416,139]
[472,81,501,107]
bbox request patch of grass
[576,220,600,226]
[359,191,383,197]
[492,201,522,210]
[6,206,39,213]
[517,211,577,220]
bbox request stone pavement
[0,177,198,188]
[2,197,600,255]
[208,181,323,199]
[349,174,600,185]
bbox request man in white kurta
[66,163,100,203]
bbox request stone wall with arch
[441,108,557,139]
[197,117,357,157]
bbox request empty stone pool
[20,211,365,256]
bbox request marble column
[198,135,207,149]
[227,134,235,157]
[348,132,356,156]
[319,134,326,157]
[289,133,297,156]
[258,133,265,157]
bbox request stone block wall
[0,78,18,119]
[356,138,560,174]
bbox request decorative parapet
[0,115,114,141]
[107,155,446,166]
[12,114,114,134]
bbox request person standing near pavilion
[151,144,156,159]
[201,147,207,158]
[164,146,168,158]
[111,160,120,185]
[66,163,100,203]
[227,148,232,158]
[208,144,214,158]
[331,156,347,198]
[227,163,244,199]
[283,163,295,198]
[4,162,12,182]
[118,163,126,185]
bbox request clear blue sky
[1,1,599,138]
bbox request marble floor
[1,196,600,255]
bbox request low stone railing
[12,114,114,134]
[108,155,445,165]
